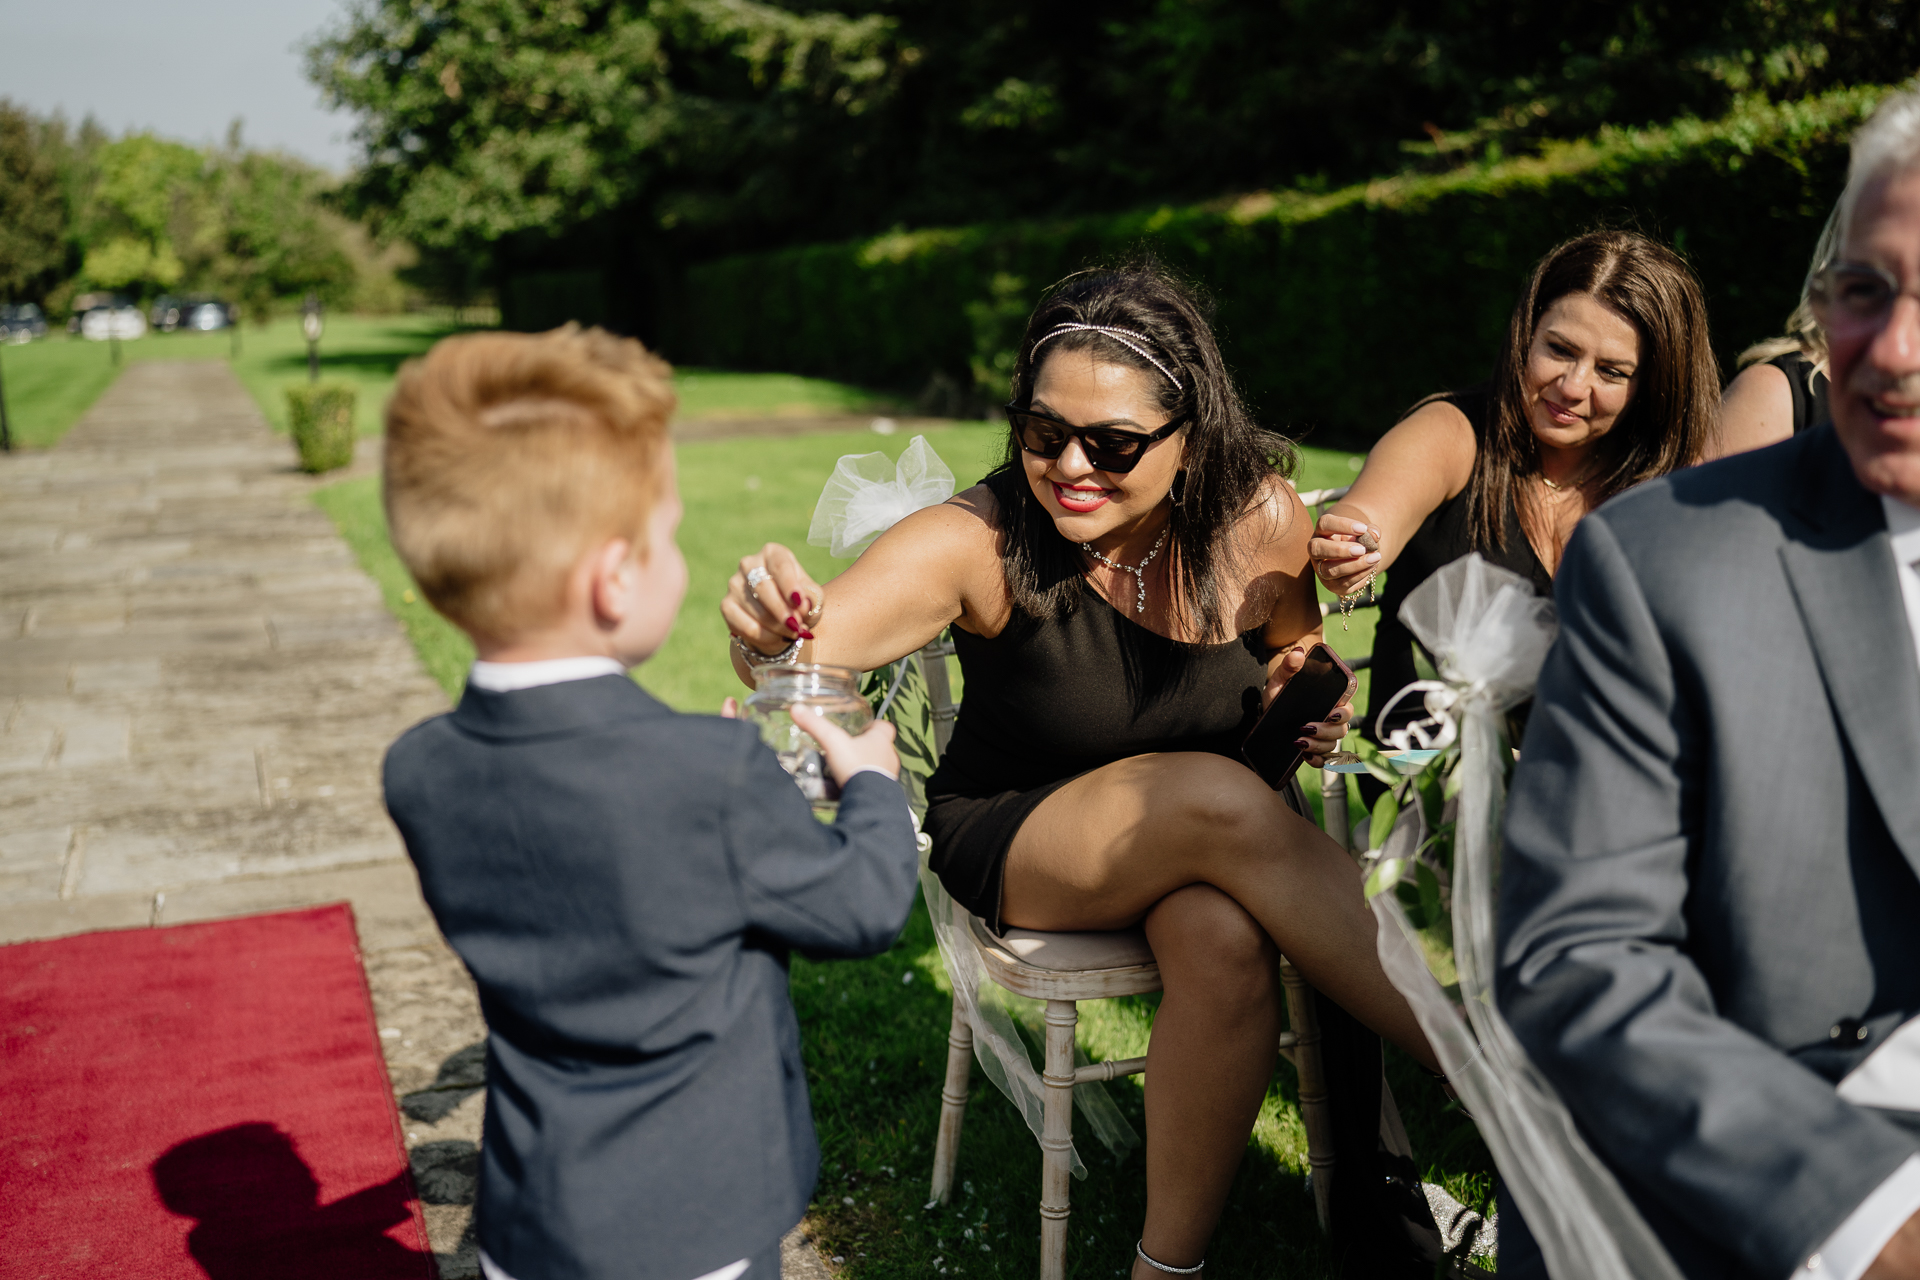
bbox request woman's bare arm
[722,485,1005,686]
[1251,482,1349,762]
[1708,362,1795,461]
[1310,398,1477,593]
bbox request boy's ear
[588,537,636,624]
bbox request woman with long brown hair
[723,263,1441,1278]
[1311,230,1721,745]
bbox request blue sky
[0,0,358,170]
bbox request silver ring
[745,566,771,589]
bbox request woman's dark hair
[987,261,1297,643]
[1469,229,1720,551]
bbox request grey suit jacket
[383,675,919,1280]
[1497,426,1920,1278]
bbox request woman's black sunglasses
[1004,405,1189,474]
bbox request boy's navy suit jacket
[382,674,919,1280]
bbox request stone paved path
[0,362,834,1280]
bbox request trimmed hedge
[670,87,1889,448]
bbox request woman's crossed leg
[1002,750,1436,1275]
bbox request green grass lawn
[673,368,898,418]
[0,314,477,449]
[0,319,899,453]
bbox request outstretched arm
[722,486,1002,685]
[1310,398,1476,595]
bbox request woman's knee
[1145,885,1279,995]
[1162,756,1297,856]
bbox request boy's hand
[793,705,900,784]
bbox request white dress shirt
[468,655,629,691]
[1789,495,1920,1279]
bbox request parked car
[0,304,48,343]
[69,293,130,335]
[80,306,146,341]
[150,295,234,332]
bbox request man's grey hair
[1838,87,1920,256]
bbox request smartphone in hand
[1242,644,1358,789]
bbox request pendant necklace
[1084,527,1170,614]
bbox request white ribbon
[807,435,955,558]
[1371,554,1685,1280]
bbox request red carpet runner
[0,904,433,1279]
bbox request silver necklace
[1083,527,1170,614]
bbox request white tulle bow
[1371,554,1685,1280]
[1373,552,1557,753]
[807,435,956,558]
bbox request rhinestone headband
[1030,323,1184,391]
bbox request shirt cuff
[1792,1155,1920,1280]
[843,765,901,784]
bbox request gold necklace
[1539,464,1596,492]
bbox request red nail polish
[800,630,816,640]
[1294,738,1311,749]
[790,591,804,607]
[784,615,798,630]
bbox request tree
[0,100,69,302]
[305,0,905,261]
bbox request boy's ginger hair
[383,325,676,642]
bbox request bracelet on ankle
[1135,1241,1204,1275]
[732,633,803,669]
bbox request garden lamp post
[0,343,12,452]
[301,294,323,383]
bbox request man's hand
[1865,1209,1920,1279]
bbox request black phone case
[1241,646,1358,789]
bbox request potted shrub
[286,382,357,473]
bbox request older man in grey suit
[1497,89,1920,1280]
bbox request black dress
[924,566,1441,1279]
[1365,389,1553,746]
[923,592,1271,932]
[1768,351,1830,434]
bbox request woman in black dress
[1720,213,1837,449]
[1310,231,1722,745]
[723,264,1439,1278]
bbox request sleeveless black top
[1768,351,1831,434]
[1367,389,1553,744]
[923,593,1270,928]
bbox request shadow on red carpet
[153,1122,430,1279]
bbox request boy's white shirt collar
[469,656,628,691]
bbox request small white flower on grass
[831,1257,845,1266]
[901,971,915,984]
[843,1196,855,1206]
